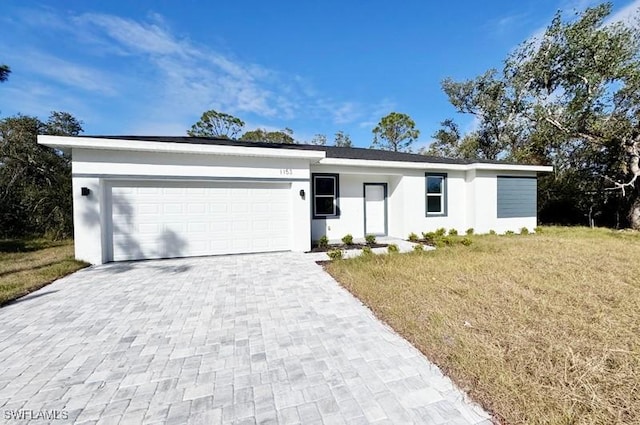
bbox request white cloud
[4,7,396,136]
[606,0,640,26]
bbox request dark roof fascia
[75,135,540,167]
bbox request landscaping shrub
[408,232,419,242]
[341,234,354,245]
[327,249,343,260]
[434,228,446,237]
[318,235,329,248]
[448,228,458,236]
[520,227,530,235]
[505,230,515,235]
[365,234,376,245]
[489,229,497,235]
[413,244,424,252]
[466,228,474,235]
[534,226,543,233]
[362,246,372,255]
[387,244,399,253]
[461,237,473,246]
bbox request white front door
[364,184,387,236]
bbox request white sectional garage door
[109,181,291,261]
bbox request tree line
[187,109,359,148]
[187,108,421,152]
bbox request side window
[426,173,447,216]
[312,174,340,218]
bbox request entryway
[364,183,387,236]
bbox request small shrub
[434,228,446,237]
[408,232,419,242]
[327,249,343,260]
[361,245,372,255]
[466,228,474,235]
[534,226,543,233]
[341,234,354,245]
[448,228,458,236]
[434,239,446,248]
[461,237,473,246]
[318,235,329,248]
[505,230,515,236]
[489,229,497,235]
[520,227,530,235]
[442,236,453,246]
[365,234,376,245]
[387,244,399,253]
[413,244,424,252]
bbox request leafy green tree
[241,128,295,144]
[0,112,83,238]
[333,131,352,147]
[188,110,245,139]
[371,112,420,152]
[0,64,9,82]
[309,134,327,146]
[438,3,640,229]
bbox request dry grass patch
[0,239,88,305]
[325,227,640,424]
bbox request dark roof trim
[76,135,537,166]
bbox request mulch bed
[309,242,388,253]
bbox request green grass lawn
[325,227,640,425]
[0,239,88,305]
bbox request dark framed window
[312,173,340,218]
[426,173,447,216]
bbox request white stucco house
[38,135,552,264]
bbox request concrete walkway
[0,252,491,424]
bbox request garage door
[110,181,291,261]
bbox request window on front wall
[426,173,447,216]
[312,174,340,218]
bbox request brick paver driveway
[0,253,491,424]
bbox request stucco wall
[310,165,540,242]
[310,169,395,242]
[472,170,538,233]
[72,148,312,264]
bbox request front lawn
[325,227,640,424]
[0,239,88,305]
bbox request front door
[364,183,387,236]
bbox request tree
[187,110,244,139]
[438,3,640,229]
[333,131,353,147]
[241,128,295,144]
[309,134,327,146]
[0,64,9,82]
[0,112,83,238]
[371,112,420,152]
[422,119,490,160]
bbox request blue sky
[1,0,638,149]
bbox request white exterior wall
[71,175,104,264]
[400,170,468,237]
[310,166,540,242]
[310,166,396,242]
[71,148,313,264]
[471,170,538,233]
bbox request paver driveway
[0,253,491,425]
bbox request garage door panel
[111,182,292,261]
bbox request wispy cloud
[606,0,640,26]
[22,51,117,96]
[3,7,392,135]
